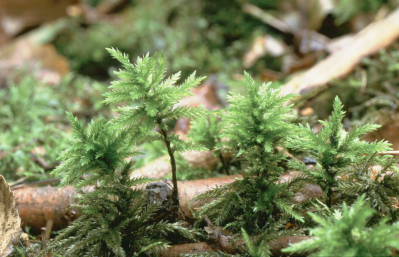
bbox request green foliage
[182,252,238,257]
[189,111,222,151]
[0,76,66,180]
[189,111,231,174]
[56,74,109,120]
[54,0,276,77]
[0,72,109,181]
[104,48,205,206]
[283,196,399,257]
[52,115,133,187]
[197,176,303,233]
[197,75,302,233]
[201,0,274,44]
[54,1,215,76]
[223,73,293,176]
[334,0,388,25]
[133,141,167,169]
[104,48,205,139]
[339,156,399,218]
[49,117,197,257]
[241,228,271,257]
[328,45,399,126]
[83,0,109,7]
[54,17,135,77]
[288,97,391,207]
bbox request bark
[12,151,323,231]
[159,235,312,257]
[159,242,216,257]
[0,0,78,36]
[13,185,78,232]
[269,235,311,255]
[178,175,240,218]
[12,173,323,231]
[12,176,240,231]
[0,175,21,257]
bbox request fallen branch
[178,175,239,218]
[159,242,216,257]
[14,185,77,232]
[282,8,399,99]
[12,175,239,231]
[11,149,229,230]
[13,173,323,231]
[269,235,312,256]
[242,3,292,33]
[379,151,399,156]
[159,235,312,257]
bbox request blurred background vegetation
[1,0,399,182]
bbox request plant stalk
[158,122,180,208]
[217,151,229,175]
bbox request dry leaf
[177,78,223,110]
[366,113,399,149]
[0,175,21,257]
[175,77,223,136]
[0,0,78,37]
[0,38,70,85]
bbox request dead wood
[366,113,399,149]
[0,35,70,85]
[215,234,311,256]
[159,242,216,257]
[12,176,240,231]
[178,175,240,218]
[269,235,312,256]
[13,185,78,232]
[282,8,399,98]
[10,149,323,232]
[0,0,78,37]
[96,0,130,15]
[0,175,22,257]
[159,235,311,257]
[379,151,399,156]
[12,173,323,231]
[11,148,231,230]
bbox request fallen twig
[379,151,399,156]
[12,175,239,231]
[242,3,292,33]
[159,242,216,257]
[282,8,399,99]
[159,235,312,257]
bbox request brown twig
[242,3,292,33]
[12,174,240,231]
[282,8,399,98]
[379,151,399,156]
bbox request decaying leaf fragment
[0,175,22,257]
